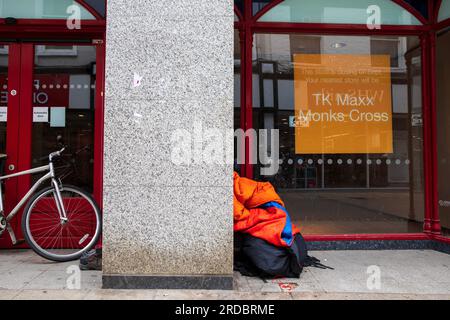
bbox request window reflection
[252,34,424,234]
[0,0,96,20]
[253,0,272,15]
[234,30,242,174]
[0,45,7,154]
[437,28,450,237]
[234,0,244,15]
[32,45,96,193]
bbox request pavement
[0,249,449,300]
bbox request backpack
[234,232,332,279]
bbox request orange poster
[293,54,393,154]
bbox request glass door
[0,43,26,248]
[0,44,8,152]
[0,42,102,248]
[30,44,97,194]
[26,44,99,249]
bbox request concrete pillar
[102,1,234,289]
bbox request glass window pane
[252,73,260,107]
[258,0,422,25]
[404,0,428,19]
[83,0,105,18]
[439,0,450,22]
[0,0,96,20]
[437,29,450,237]
[252,33,424,234]
[263,79,274,107]
[253,0,272,16]
[0,45,7,154]
[234,29,242,174]
[32,45,97,193]
[234,0,244,15]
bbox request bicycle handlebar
[49,147,66,161]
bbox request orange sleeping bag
[233,172,300,247]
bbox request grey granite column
[102,1,234,289]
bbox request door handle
[10,90,17,96]
[8,164,14,171]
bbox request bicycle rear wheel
[22,185,101,262]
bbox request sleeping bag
[234,232,309,278]
[233,172,329,278]
[233,172,300,247]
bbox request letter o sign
[35,92,48,104]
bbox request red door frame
[0,2,106,248]
[14,44,34,243]
[234,0,450,242]
[0,43,22,247]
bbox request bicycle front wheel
[22,185,101,262]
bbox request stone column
[102,1,234,289]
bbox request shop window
[0,0,96,20]
[0,47,7,154]
[83,0,105,18]
[436,28,450,237]
[439,0,450,22]
[0,45,8,55]
[32,45,97,193]
[234,0,244,16]
[258,0,422,25]
[370,38,402,68]
[36,45,77,57]
[253,0,272,16]
[252,33,424,234]
[403,0,428,19]
[234,29,242,174]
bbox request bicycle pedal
[13,239,25,246]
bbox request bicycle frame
[0,161,68,245]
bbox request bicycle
[0,147,102,262]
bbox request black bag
[234,232,332,279]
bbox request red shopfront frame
[234,0,450,243]
[0,1,106,248]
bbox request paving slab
[13,289,91,300]
[306,250,450,295]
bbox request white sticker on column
[0,107,6,122]
[33,107,49,123]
